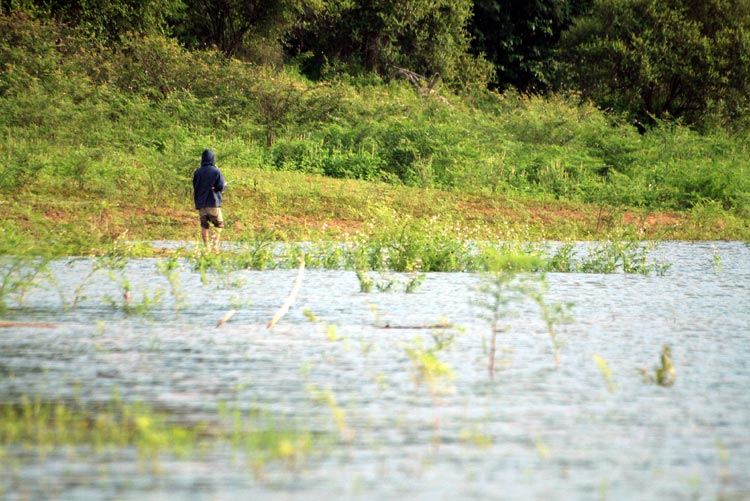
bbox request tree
[556,0,750,128]
[1,0,180,42]
[172,0,322,61]
[289,0,492,88]
[469,0,593,92]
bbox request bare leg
[201,228,210,247]
[212,228,222,252]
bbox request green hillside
[1,12,749,256]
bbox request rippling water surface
[1,241,749,500]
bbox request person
[193,149,226,251]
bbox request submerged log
[378,322,455,330]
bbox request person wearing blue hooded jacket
[193,149,226,251]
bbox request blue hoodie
[193,149,226,209]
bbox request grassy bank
[1,13,749,256]
[9,169,750,250]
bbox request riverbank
[7,168,748,258]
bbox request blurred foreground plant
[640,345,676,387]
[474,250,545,379]
[0,255,51,312]
[592,354,619,393]
[0,393,326,473]
[527,279,573,369]
[404,331,456,446]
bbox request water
[1,241,749,500]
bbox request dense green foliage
[1,12,749,219]
[470,0,593,92]
[287,0,491,88]
[0,0,179,41]
[174,0,314,61]
[4,0,750,126]
[558,0,750,128]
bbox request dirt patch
[623,211,681,227]
[42,208,71,222]
[620,210,687,236]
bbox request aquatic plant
[355,268,375,292]
[0,394,325,474]
[716,440,732,496]
[640,345,676,387]
[189,250,234,288]
[474,250,544,379]
[305,240,348,270]
[355,269,426,294]
[592,354,619,393]
[19,230,672,282]
[405,337,455,392]
[368,303,388,327]
[216,400,320,472]
[375,274,397,292]
[403,334,456,446]
[324,324,340,342]
[156,256,187,313]
[0,255,51,311]
[59,255,116,311]
[404,270,426,293]
[711,244,723,273]
[428,319,459,351]
[533,435,551,459]
[459,426,493,448]
[344,208,479,273]
[303,308,347,345]
[546,242,577,272]
[305,384,355,442]
[103,259,165,318]
[543,235,671,276]
[104,276,164,317]
[0,394,201,459]
[122,287,165,317]
[526,278,573,369]
[578,237,670,275]
[232,229,278,269]
[302,308,319,323]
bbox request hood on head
[201,149,215,167]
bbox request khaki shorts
[198,207,224,229]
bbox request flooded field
[1,241,749,500]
